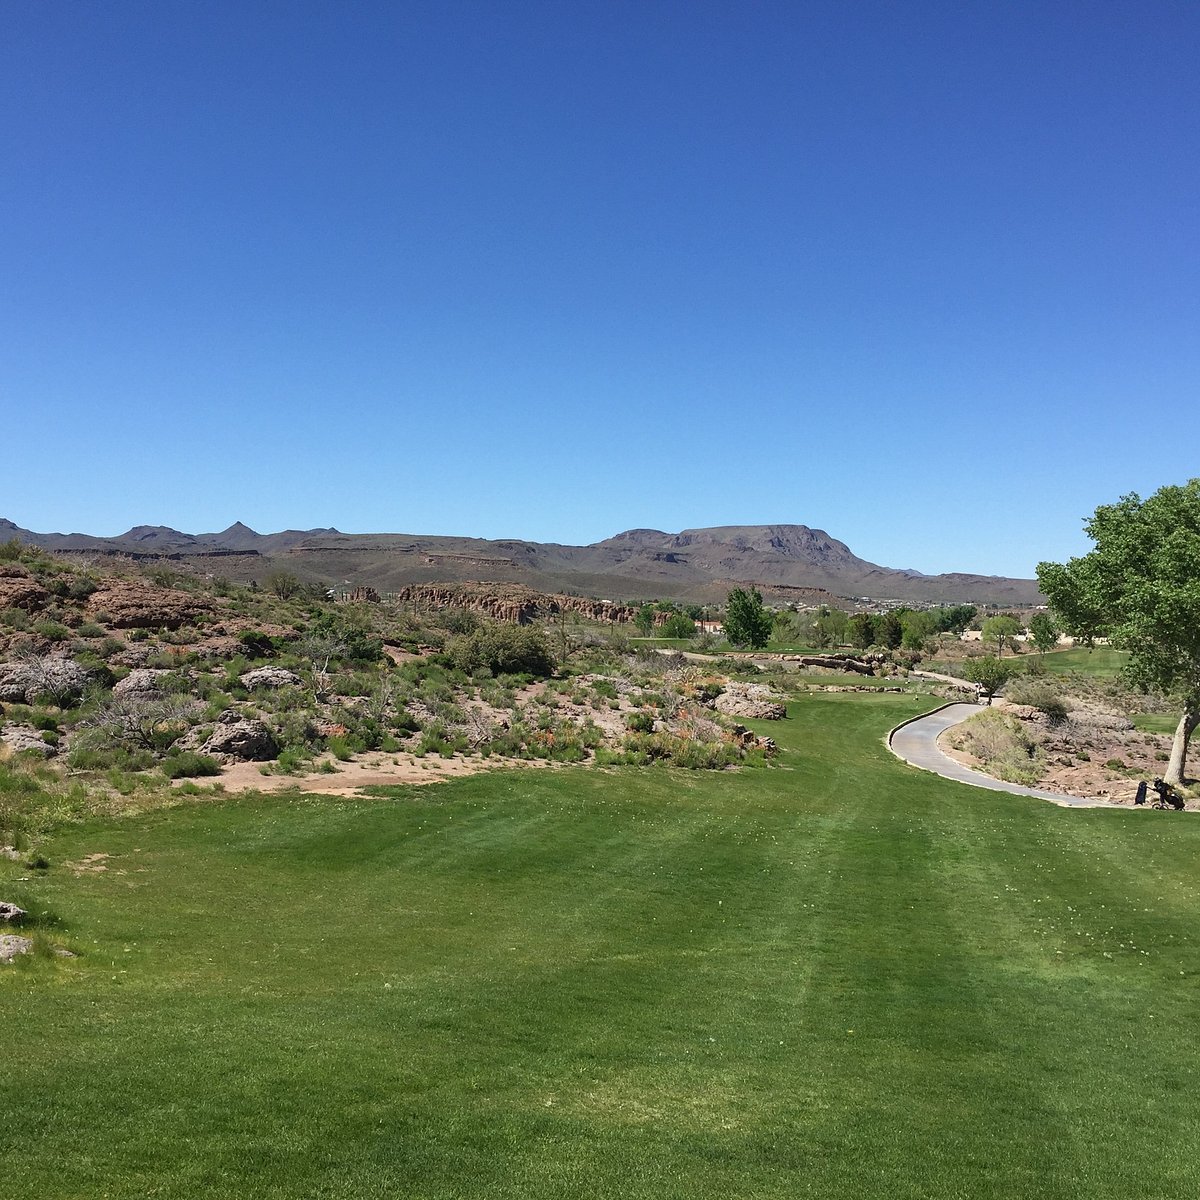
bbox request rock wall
[393,582,661,626]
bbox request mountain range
[0,518,1042,606]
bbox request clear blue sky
[3,1,1196,578]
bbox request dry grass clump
[947,708,1046,786]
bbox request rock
[0,901,28,923]
[0,669,26,703]
[783,654,876,676]
[85,579,214,630]
[0,724,57,757]
[714,683,787,720]
[200,710,279,762]
[0,564,49,613]
[0,934,32,962]
[0,655,90,705]
[112,668,171,698]
[109,643,154,668]
[393,582,648,627]
[240,667,302,690]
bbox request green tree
[847,612,876,650]
[660,612,696,640]
[959,656,1019,705]
[982,614,1021,656]
[1037,479,1200,786]
[815,607,849,648]
[1028,612,1059,657]
[900,610,936,652]
[934,604,977,635]
[265,569,301,599]
[634,604,656,637]
[724,587,773,650]
[876,611,903,650]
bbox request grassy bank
[4,691,1199,1198]
[1041,646,1131,675]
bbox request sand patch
[200,750,553,797]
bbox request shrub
[67,745,156,772]
[416,722,466,757]
[33,620,71,642]
[66,574,98,601]
[1006,677,1070,724]
[272,747,311,774]
[660,613,697,640]
[947,709,1045,786]
[0,608,30,630]
[448,624,555,678]
[437,609,480,635]
[161,752,221,779]
[237,629,278,658]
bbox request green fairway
[4,693,1200,1198]
[1041,646,1131,675]
[1133,712,1180,735]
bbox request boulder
[112,668,170,699]
[200,710,279,762]
[784,654,876,676]
[0,724,57,758]
[0,934,33,963]
[0,669,26,703]
[85,580,214,630]
[240,667,302,690]
[0,901,27,923]
[0,565,49,613]
[714,683,786,721]
[0,655,89,705]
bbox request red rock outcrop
[393,582,658,626]
[0,565,49,613]
[85,579,217,630]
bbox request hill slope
[0,518,1041,605]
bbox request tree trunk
[1164,707,1199,787]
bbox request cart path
[887,702,1123,809]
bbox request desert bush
[33,620,71,642]
[1006,677,1070,724]
[436,609,480,635]
[447,624,555,678]
[272,711,322,753]
[605,731,742,770]
[82,695,200,755]
[66,744,157,772]
[237,629,279,658]
[95,636,125,659]
[271,747,312,774]
[66,574,98,601]
[161,752,221,779]
[266,570,301,599]
[327,736,355,762]
[947,709,1045,786]
[1,608,30,630]
[416,722,467,758]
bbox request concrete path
[888,703,1121,809]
